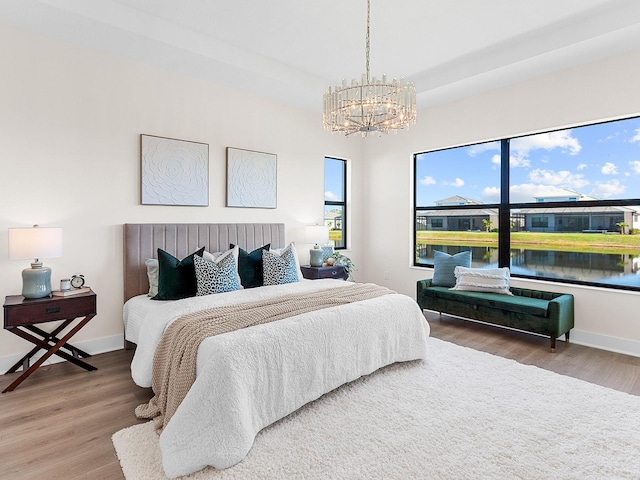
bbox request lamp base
[22,263,52,299]
[309,247,324,267]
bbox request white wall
[0,24,364,366]
[2,21,639,369]
[362,48,640,357]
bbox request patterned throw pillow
[193,254,241,296]
[432,250,472,287]
[203,246,242,287]
[269,243,304,281]
[263,244,300,285]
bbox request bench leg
[565,331,570,343]
[550,336,556,353]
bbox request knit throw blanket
[135,283,393,431]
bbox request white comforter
[130,279,430,478]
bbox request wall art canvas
[226,147,277,208]
[141,134,209,206]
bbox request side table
[3,290,97,393]
[300,265,348,281]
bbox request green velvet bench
[417,279,574,351]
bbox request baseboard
[0,334,123,374]
[570,329,640,358]
[426,310,640,358]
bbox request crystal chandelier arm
[365,0,370,83]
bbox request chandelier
[323,0,417,137]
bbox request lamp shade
[305,225,329,245]
[9,226,63,260]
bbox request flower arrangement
[329,252,356,280]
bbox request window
[414,117,640,291]
[325,157,347,249]
[531,217,549,229]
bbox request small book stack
[51,286,91,297]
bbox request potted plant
[331,252,356,280]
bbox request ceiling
[3,0,640,112]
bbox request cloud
[629,160,640,174]
[419,176,436,186]
[528,169,589,188]
[324,191,339,201]
[577,163,587,171]
[466,141,500,156]
[601,131,622,142]
[601,162,618,175]
[510,154,530,168]
[630,128,640,143]
[507,184,581,203]
[481,186,500,203]
[489,153,529,167]
[589,180,625,198]
[443,178,465,187]
[511,130,581,156]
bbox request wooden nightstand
[2,290,97,393]
[301,265,348,281]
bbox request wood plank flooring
[1,313,639,479]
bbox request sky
[416,116,640,206]
[324,157,345,202]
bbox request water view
[416,243,640,287]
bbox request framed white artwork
[141,134,209,206]
[226,147,277,208]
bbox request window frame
[413,118,640,292]
[324,156,348,250]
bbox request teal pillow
[432,250,472,287]
[194,254,241,295]
[263,245,300,285]
[152,247,205,300]
[231,243,270,288]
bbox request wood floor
[1,314,640,480]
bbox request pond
[416,244,640,288]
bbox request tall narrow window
[324,157,347,249]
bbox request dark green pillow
[152,247,205,300]
[231,243,270,288]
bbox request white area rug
[112,338,640,479]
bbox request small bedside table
[301,265,348,281]
[3,290,97,393]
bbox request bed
[123,223,430,478]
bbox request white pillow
[451,266,513,295]
[270,242,304,281]
[145,258,159,297]
[203,245,242,288]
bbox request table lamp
[9,225,63,299]
[305,225,329,267]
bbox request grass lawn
[417,231,640,253]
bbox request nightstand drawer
[301,265,348,281]
[318,267,345,279]
[4,293,96,327]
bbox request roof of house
[434,195,484,206]
[417,208,499,217]
[517,205,639,214]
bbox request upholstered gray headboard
[123,223,285,301]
